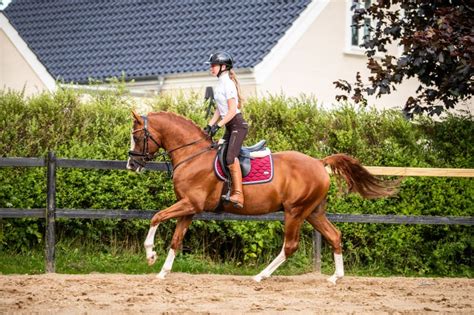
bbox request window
[346,0,374,53]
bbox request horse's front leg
[144,224,159,265]
[157,214,194,279]
[144,199,195,267]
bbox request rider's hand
[203,124,212,135]
[209,124,220,137]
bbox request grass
[3,242,469,278]
[0,245,330,276]
[1,248,471,278]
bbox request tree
[334,0,473,117]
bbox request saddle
[217,140,270,177]
[214,140,273,209]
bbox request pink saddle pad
[214,155,274,185]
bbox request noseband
[128,115,213,176]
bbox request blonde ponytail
[229,69,244,109]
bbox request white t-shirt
[214,72,240,118]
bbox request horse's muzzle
[126,157,144,172]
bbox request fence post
[312,230,322,273]
[45,151,56,273]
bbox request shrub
[0,88,472,276]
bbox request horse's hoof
[327,274,342,285]
[147,251,157,266]
[252,275,263,282]
[157,269,169,280]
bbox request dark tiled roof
[5,0,311,83]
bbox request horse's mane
[150,111,204,136]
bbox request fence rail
[1,153,473,273]
[2,207,473,225]
[365,166,474,177]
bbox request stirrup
[229,194,244,209]
[230,200,243,209]
[221,191,231,203]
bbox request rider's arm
[217,98,237,127]
[208,109,221,126]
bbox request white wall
[0,30,48,94]
[0,13,55,96]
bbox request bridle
[128,115,214,177]
[128,116,160,165]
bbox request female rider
[204,51,248,208]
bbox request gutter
[59,67,256,96]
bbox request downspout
[156,75,165,94]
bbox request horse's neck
[152,113,207,153]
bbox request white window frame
[345,0,406,58]
[344,0,375,56]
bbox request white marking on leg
[144,225,158,265]
[327,253,344,284]
[253,245,287,282]
[126,133,135,170]
[130,132,136,151]
[157,249,176,279]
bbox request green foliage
[0,89,472,276]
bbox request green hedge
[0,88,472,276]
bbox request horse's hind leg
[306,202,344,284]
[157,215,194,279]
[253,211,304,282]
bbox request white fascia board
[0,12,56,91]
[160,70,256,90]
[253,0,330,84]
[60,83,154,97]
[62,69,257,95]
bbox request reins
[129,115,215,178]
[170,145,213,174]
[167,137,207,154]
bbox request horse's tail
[322,154,399,199]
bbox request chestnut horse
[127,111,397,284]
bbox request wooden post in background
[45,151,56,273]
[313,230,322,273]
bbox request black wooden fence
[1,152,473,273]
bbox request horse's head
[127,111,162,172]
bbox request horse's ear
[131,110,142,124]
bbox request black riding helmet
[205,51,233,77]
[206,51,234,68]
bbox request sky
[0,0,12,10]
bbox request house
[0,11,55,95]
[1,0,472,113]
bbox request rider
[204,51,248,208]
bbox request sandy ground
[0,272,472,314]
